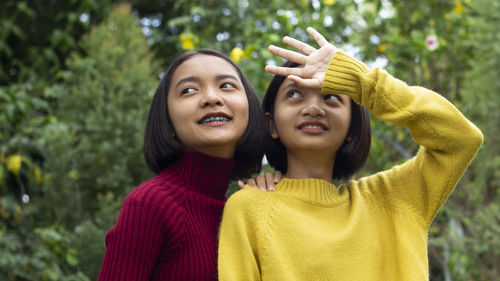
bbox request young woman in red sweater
[97,49,269,281]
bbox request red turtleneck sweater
[97,151,234,281]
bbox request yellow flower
[33,168,42,184]
[377,44,387,53]
[324,0,335,5]
[453,2,463,14]
[180,33,196,50]
[68,169,79,180]
[0,208,10,220]
[397,130,405,141]
[230,47,245,63]
[6,155,22,176]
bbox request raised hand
[265,27,338,90]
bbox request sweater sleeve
[322,50,484,224]
[218,187,264,281]
[97,189,177,281]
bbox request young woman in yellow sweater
[218,27,483,280]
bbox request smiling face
[270,78,352,159]
[167,54,249,158]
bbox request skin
[263,27,351,182]
[269,79,351,182]
[265,27,337,90]
[166,28,339,189]
[238,171,282,191]
[244,27,342,188]
[167,55,249,159]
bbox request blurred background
[0,0,499,280]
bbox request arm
[97,193,170,281]
[266,27,483,224]
[218,188,264,281]
[325,50,483,223]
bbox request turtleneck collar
[274,178,347,205]
[160,151,235,200]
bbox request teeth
[200,116,231,124]
[302,125,324,129]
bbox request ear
[265,112,279,139]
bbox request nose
[200,89,224,108]
[302,100,325,118]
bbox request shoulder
[221,186,273,238]
[226,186,268,206]
[224,186,270,218]
[111,176,188,239]
[123,175,186,214]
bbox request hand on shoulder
[238,170,282,191]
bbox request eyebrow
[280,82,299,93]
[175,77,200,89]
[174,74,240,89]
[216,74,239,82]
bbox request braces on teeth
[200,117,230,124]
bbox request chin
[201,137,240,147]
[292,142,340,153]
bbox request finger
[255,175,267,191]
[288,75,322,90]
[238,180,245,189]
[268,45,307,64]
[274,170,282,183]
[246,178,257,188]
[265,65,303,77]
[306,27,328,47]
[282,36,316,55]
[264,172,275,191]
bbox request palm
[265,27,337,90]
[302,44,336,86]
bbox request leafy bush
[1,4,159,280]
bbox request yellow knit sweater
[218,51,483,281]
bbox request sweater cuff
[321,50,369,102]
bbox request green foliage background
[1,0,499,280]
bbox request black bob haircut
[144,48,266,180]
[262,61,371,180]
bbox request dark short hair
[144,49,266,180]
[262,61,371,180]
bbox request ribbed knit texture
[98,151,234,281]
[218,51,483,281]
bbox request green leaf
[0,40,13,57]
[0,164,5,186]
[16,2,35,17]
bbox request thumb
[288,75,322,90]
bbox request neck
[161,151,235,200]
[285,149,335,182]
[189,145,236,159]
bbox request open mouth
[199,112,232,124]
[297,121,328,131]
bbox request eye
[324,94,340,102]
[221,82,236,89]
[287,90,301,99]
[181,87,197,94]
